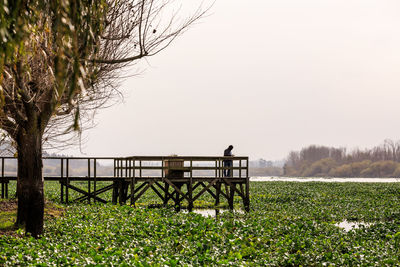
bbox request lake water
[250,177,400,183]
[335,220,373,231]
[184,209,244,217]
[188,210,374,231]
[190,210,374,232]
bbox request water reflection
[193,209,220,217]
[183,209,244,217]
[251,177,400,183]
[335,220,372,231]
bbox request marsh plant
[1,181,400,265]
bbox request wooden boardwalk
[0,156,250,211]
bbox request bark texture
[16,129,44,238]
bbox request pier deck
[0,156,250,211]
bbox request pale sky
[66,0,400,161]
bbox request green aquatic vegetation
[1,182,400,265]
[0,211,15,230]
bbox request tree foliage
[284,139,400,177]
[1,0,205,148]
[0,0,206,237]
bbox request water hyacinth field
[1,181,400,266]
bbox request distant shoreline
[250,177,400,182]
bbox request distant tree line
[283,139,400,177]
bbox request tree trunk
[16,130,44,238]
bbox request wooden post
[219,158,222,178]
[60,159,64,203]
[188,158,193,212]
[1,158,4,199]
[239,160,242,178]
[244,179,250,212]
[129,159,132,178]
[87,158,91,204]
[112,183,118,204]
[230,158,233,178]
[118,179,124,205]
[119,165,124,204]
[3,158,7,199]
[94,159,97,204]
[66,158,69,204]
[131,159,136,206]
[215,159,217,178]
[113,159,116,177]
[215,160,221,207]
[160,157,163,178]
[246,158,249,179]
[162,159,168,206]
[164,184,170,206]
[112,159,119,204]
[174,188,180,212]
[229,183,235,210]
[139,160,142,178]
[224,183,230,207]
[125,159,129,202]
[119,159,129,204]
[245,158,250,212]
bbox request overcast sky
[65,0,400,161]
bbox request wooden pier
[0,156,250,211]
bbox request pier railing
[114,156,249,179]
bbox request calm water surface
[184,209,244,217]
[335,220,373,231]
[251,177,400,183]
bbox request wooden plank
[222,178,245,199]
[134,182,147,195]
[193,178,218,201]
[134,180,155,202]
[114,166,244,171]
[192,181,202,192]
[199,182,216,199]
[213,183,228,199]
[0,175,248,182]
[74,184,113,203]
[154,181,165,191]
[123,156,249,161]
[66,183,108,203]
[150,184,164,201]
[163,178,190,202]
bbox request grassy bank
[1,182,400,265]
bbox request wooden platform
[0,156,250,211]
